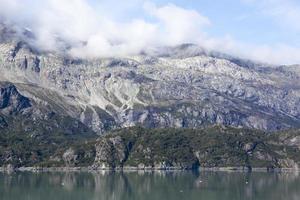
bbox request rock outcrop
[93,136,128,169]
[0,82,31,114]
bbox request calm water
[0,171,300,200]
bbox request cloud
[0,0,300,65]
[144,2,210,45]
[212,38,300,65]
[70,1,211,58]
[0,0,211,58]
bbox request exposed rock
[19,56,28,70]
[253,151,273,162]
[93,136,128,169]
[0,115,7,128]
[0,83,31,114]
[278,158,299,169]
[63,148,78,167]
[31,56,40,73]
[5,164,16,173]
[284,136,300,147]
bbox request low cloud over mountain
[1,0,300,64]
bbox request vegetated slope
[91,126,300,170]
[0,81,97,167]
[2,125,300,170]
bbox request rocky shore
[1,166,299,173]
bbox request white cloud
[0,0,300,65]
[0,0,211,58]
[144,2,210,45]
[212,38,300,65]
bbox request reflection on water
[1,171,300,200]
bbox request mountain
[1,23,300,170]
[0,22,300,134]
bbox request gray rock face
[63,148,78,167]
[93,136,128,169]
[0,115,7,128]
[0,82,31,114]
[0,30,299,133]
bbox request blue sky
[89,0,300,47]
[175,0,296,46]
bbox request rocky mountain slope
[0,23,300,134]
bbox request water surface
[0,171,299,200]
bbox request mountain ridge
[0,22,300,134]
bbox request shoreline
[0,166,299,173]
